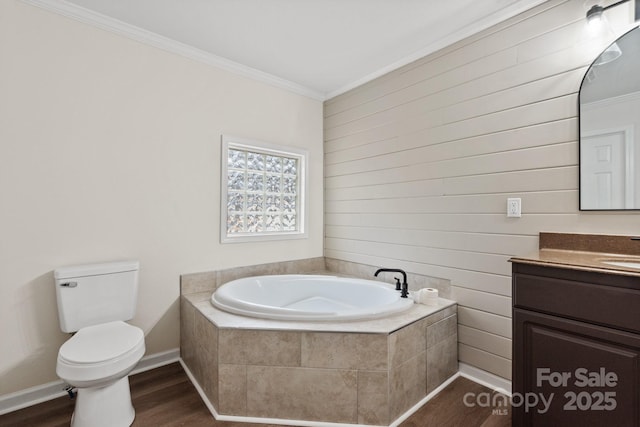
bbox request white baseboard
[0,348,180,416]
[131,348,180,375]
[0,379,68,417]
[458,362,512,395]
[389,372,460,427]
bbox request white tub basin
[210,274,415,321]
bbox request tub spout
[374,268,409,298]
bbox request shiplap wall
[323,0,639,380]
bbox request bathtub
[210,274,414,321]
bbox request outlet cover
[507,198,521,217]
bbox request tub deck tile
[218,364,247,416]
[390,352,428,420]
[218,330,301,367]
[301,332,388,370]
[357,370,390,425]
[246,366,358,423]
[187,292,456,335]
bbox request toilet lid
[59,320,144,364]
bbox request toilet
[54,260,145,427]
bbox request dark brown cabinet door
[513,308,640,427]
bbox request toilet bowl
[57,321,145,427]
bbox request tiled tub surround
[180,258,457,426]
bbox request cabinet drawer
[513,273,640,334]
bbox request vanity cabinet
[512,262,640,427]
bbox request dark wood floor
[0,363,510,427]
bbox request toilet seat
[57,321,145,388]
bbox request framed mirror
[579,26,640,210]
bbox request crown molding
[21,0,549,102]
[582,89,640,110]
[325,0,550,100]
[19,0,326,101]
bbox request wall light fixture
[586,0,640,25]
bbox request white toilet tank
[54,260,140,333]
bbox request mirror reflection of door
[579,26,640,210]
[581,126,634,209]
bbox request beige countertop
[510,232,640,278]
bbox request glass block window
[221,136,307,243]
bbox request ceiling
[43,0,548,99]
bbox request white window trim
[220,135,308,243]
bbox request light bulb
[586,4,605,28]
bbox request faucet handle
[394,277,401,290]
[400,285,409,298]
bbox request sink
[601,260,640,269]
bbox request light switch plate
[507,198,521,217]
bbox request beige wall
[0,1,323,395]
[324,0,638,380]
